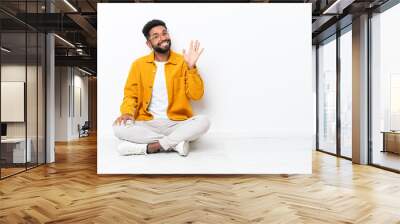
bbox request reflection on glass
[340,29,352,158]
[371,4,400,171]
[318,37,337,154]
[390,75,400,130]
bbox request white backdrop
[97,3,313,174]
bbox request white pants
[113,115,211,150]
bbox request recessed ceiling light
[78,67,93,76]
[1,47,11,53]
[63,0,78,12]
[54,34,75,48]
[323,0,355,15]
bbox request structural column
[352,14,369,164]
[46,1,55,163]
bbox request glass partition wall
[0,1,46,179]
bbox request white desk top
[1,138,28,143]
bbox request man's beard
[152,40,171,54]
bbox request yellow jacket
[120,50,204,121]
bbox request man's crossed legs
[113,115,210,156]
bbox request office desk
[381,131,400,154]
[1,138,32,163]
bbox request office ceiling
[0,0,392,75]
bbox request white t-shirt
[148,61,169,119]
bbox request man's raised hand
[183,40,204,69]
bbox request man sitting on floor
[113,19,210,156]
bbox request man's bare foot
[146,141,163,153]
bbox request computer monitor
[1,123,7,137]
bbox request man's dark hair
[142,19,167,39]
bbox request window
[370,3,400,171]
[339,28,352,158]
[318,36,337,155]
